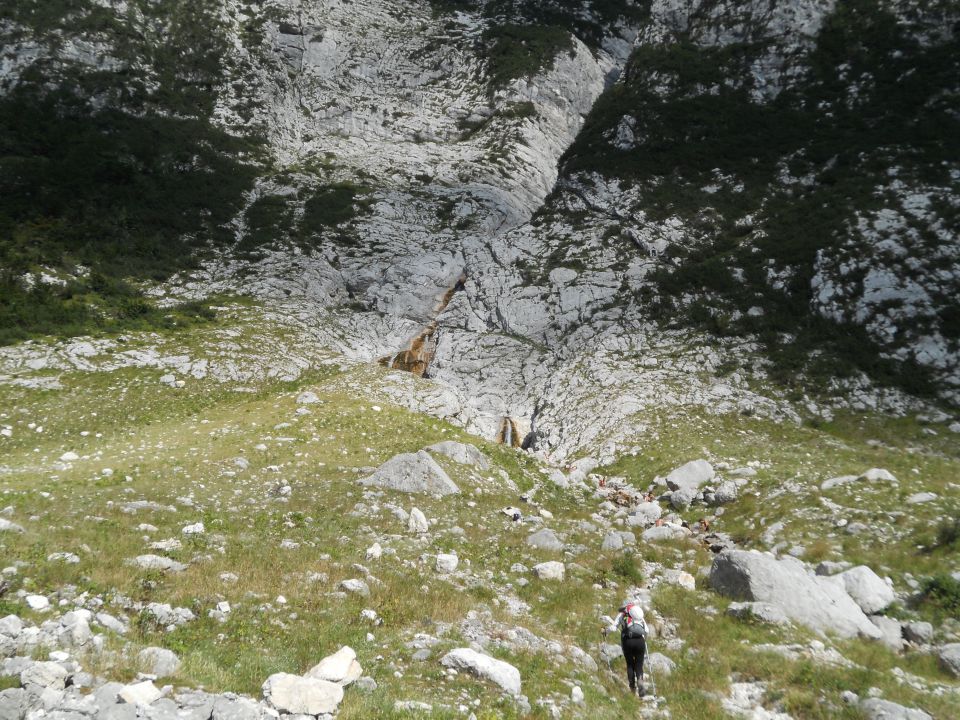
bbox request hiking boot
[629,684,636,695]
[638,684,645,697]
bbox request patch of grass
[611,551,644,585]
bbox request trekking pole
[646,639,657,697]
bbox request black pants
[622,636,646,691]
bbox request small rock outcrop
[361,451,460,495]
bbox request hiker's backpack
[622,604,647,640]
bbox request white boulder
[306,646,363,687]
[533,561,565,581]
[441,648,522,695]
[838,566,895,614]
[665,460,714,491]
[263,673,344,714]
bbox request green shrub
[917,575,960,619]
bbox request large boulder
[306,646,362,687]
[360,451,459,495]
[710,550,882,640]
[838,566,895,614]
[665,460,714,491]
[263,673,344,714]
[425,441,490,470]
[939,643,960,678]
[440,648,521,696]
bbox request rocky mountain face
[2,0,958,460]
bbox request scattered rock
[938,643,960,678]
[903,621,933,645]
[860,697,932,720]
[296,391,320,404]
[905,492,937,504]
[642,524,690,542]
[24,594,50,610]
[526,528,563,552]
[0,518,24,533]
[339,579,370,597]
[138,647,181,677]
[263,673,343,715]
[306,646,363,687]
[626,502,661,527]
[440,648,522,696]
[118,680,162,707]
[646,653,675,676]
[127,555,188,573]
[870,616,904,652]
[360,451,459,495]
[668,486,697,510]
[435,553,458,574]
[860,468,897,483]
[838,566,895,614]
[665,460,714,491]
[820,475,858,491]
[601,532,624,551]
[408,507,429,534]
[21,661,68,691]
[532,561,565,581]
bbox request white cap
[628,604,645,622]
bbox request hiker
[604,599,647,696]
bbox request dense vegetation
[559,0,960,397]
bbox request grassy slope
[1,321,958,718]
